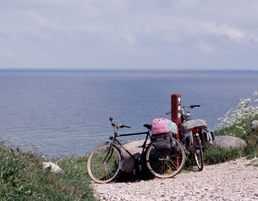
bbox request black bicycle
[86,117,186,183]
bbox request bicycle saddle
[143,124,151,130]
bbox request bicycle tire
[145,139,186,178]
[86,143,121,184]
[194,141,204,171]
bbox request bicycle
[86,117,186,184]
[167,105,204,171]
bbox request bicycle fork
[103,143,124,171]
[102,145,115,165]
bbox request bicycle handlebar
[189,105,200,108]
[121,124,131,128]
[109,117,131,129]
[166,104,200,115]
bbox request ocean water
[0,70,257,158]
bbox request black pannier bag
[151,132,176,152]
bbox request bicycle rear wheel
[145,139,186,178]
[194,141,204,171]
[86,143,121,184]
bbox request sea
[0,70,257,159]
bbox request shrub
[204,147,244,164]
[205,92,258,164]
[216,92,258,138]
[0,142,96,201]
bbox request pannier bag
[151,118,178,152]
[151,118,178,135]
[181,119,208,145]
[181,119,215,147]
[201,128,215,146]
[152,132,176,152]
[181,119,208,133]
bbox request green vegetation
[0,142,95,201]
[204,146,244,164]
[204,91,258,164]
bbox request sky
[1,0,258,70]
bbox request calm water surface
[0,70,257,158]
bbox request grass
[0,141,96,201]
[203,146,244,164]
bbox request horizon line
[0,68,258,72]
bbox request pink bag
[151,118,178,135]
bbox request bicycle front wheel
[145,139,186,178]
[86,143,121,184]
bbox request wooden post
[171,94,181,139]
[171,94,182,167]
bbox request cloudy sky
[1,0,258,70]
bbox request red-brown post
[171,94,181,139]
[171,94,182,167]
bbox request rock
[121,135,247,172]
[42,161,63,173]
[121,139,150,173]
[213,135,247,149]
[251,120,258,132]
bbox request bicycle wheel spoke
[194,149,204,171]
[87,144,121,183]
[146,139,186,178]
[169,157,182,170]
[163,160,175,174]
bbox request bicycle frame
[87,117,187,183]
[108,130,151,171]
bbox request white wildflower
[216,92,258,130]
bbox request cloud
[119,33,135,45]
[198,42,214,53]
[203,23,246,42]
[0,0,258,70]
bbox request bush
[204,146,244,164]
[0,142,96,201]
[205,92,258,164]
[216,92,258,138]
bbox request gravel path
[91,158,258,201]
